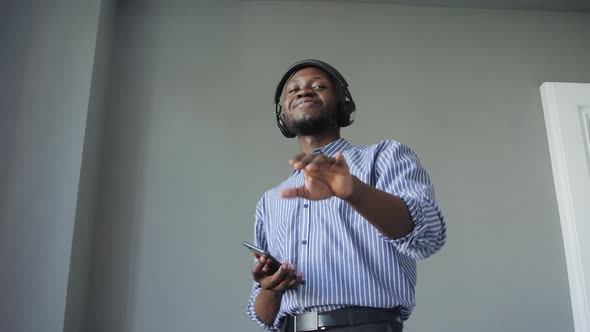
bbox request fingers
[290,153,318,171]
[253,261,303,292]
[261,257,279,275]
[280,186,307,198]
[274,265,297,289]
[289,153,346,172]
[265,263,293,289]
[290,153,306,165]
[274,264,302,290]
[252,256,276,278]
[287,271,303,289]
[334,152,345,165]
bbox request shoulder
[376,139,415,152]
[364,140,425,174]
[349,139,418,158]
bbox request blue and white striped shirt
[247,138,446,331]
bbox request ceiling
[254,0,590,13]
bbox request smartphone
[243,241,282,272]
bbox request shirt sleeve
[246,197,284,331]
[373,141,447,260]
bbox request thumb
[335,152,346,164]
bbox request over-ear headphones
[274,59,356,138]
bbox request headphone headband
[274,59,350,104]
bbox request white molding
[579,108,590,176]
[540,82,590,332]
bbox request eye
[288,87,299,94]
[312,85,326,90]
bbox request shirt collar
[312,138,352,157]
[290,138,352,176]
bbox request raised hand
[280,151,353,200]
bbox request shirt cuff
[378,193,429,253]
[246,284,283,331]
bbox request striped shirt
[247,138,446,331]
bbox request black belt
[284,307,402,332]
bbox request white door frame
[540,82,590,332]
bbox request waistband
[283,307,402,332]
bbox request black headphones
[274,59,356,138]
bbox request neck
[296,129,341,154]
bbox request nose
[296,86,316,98]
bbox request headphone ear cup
[277,111,296,138]
[336,101,347,127]
[338,100,356,127]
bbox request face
[282,67,342,136]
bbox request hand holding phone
[244,241,303,293]
[243,241,282,273]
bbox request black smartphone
[243,241,282,272]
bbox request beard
[284,110,338,136]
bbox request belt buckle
[294,311,320,332]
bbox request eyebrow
[287,76,326,85]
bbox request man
[246,59,446,332]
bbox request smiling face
[282,67,342,137]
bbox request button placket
[299,198,311,287]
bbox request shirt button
[301,240,307,245]
[303,204,309,208]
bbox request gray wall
[84,1,590,332]
[0,1,103,332]
[2,1,589,332]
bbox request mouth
[293,98,320,110]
